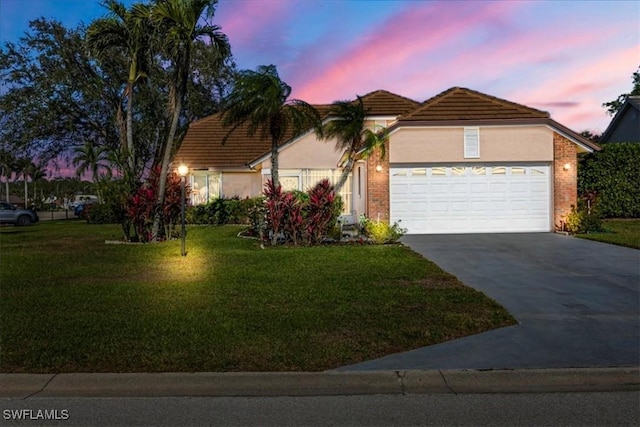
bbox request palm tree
[320,96,389,193]
[222,64,322,186]
[150,0,230,241]
[29,163,47,205]
[72,141,112,181]
[87,0,153,176]
[0,150,16,201]
[14,158,35,208]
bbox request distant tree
[0,150,16,200]
[0,19,124,166]
[72,141,112,181]
[602,67,640,116]
[580,130,601,143]
[320,96,389,193]
[222,64,322,186]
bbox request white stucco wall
[390,125,554,163]
[260,131,343,170]
[221,172,262,198]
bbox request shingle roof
[176,105,333,169]
[358,90,420,116]
[400,87,550,122]
[176,87,599,168]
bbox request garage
[390,164,551,234]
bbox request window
[431,167,447,176]
[511,167,526,175]
[189,172,221,204]
[452,167,466,176]
[411,168,427,176]
[491,167,506,175]
[472,166,486,175]
[464,127,480,158]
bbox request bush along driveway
[0,222,515,373]
[339,233,640,370]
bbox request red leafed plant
[263,179,286,246]
[127,165,188,242]
[304,179,336,244]
[261,178,339,246]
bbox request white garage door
[390,165,551,234]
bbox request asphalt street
[2,392,638,426]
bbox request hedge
[578,142,640,218]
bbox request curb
[1,367,638,399]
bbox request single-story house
[599,95,640,143]
[176,87,600,234]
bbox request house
[599,96,640,143]
[175,87,599,234]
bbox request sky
[1,0,639,136]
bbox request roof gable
[358,90,420,116]
[400,87,550,122]
[600,95,640,143]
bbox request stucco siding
[221,172,262,198]
[261,132,343,170]
[390,126,554,163]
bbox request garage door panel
[390,165,551,234]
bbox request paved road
[339,233,640,370]
[2,392,638,426]
[35,210,75,221]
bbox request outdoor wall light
[375,165,383,172]
[563,163,571,171]
[178,164,189,256]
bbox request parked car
[0,201,39,226]
[69,195,99,210]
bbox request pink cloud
[291,0,525,102]
[509,45,640,131]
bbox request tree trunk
[23,178,28,208]
[334,157,353,194]
[270,139,279,187]
[126,80,135,174]
[334,151,357,194]
[151,95,182,242]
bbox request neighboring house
[599,96,640,143]
[176,87,599,234]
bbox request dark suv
[0,201,39,226]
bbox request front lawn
[0,222,515,373]
[577,219,640,249]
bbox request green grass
[0,221,515,373]
[577,219,640,249]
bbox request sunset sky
[1,0,639,135]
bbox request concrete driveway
[339,233,640,370]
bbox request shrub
[561,198,604,234]
[361,216,407,244]
[126,167,187,242]
[186,196,259,225]
[303,179,340,244]
[86,203,118,224]
[260,179,341,246]
[578,142,640,218]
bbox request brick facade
[553,132,578,230]
[366,143,390,221]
